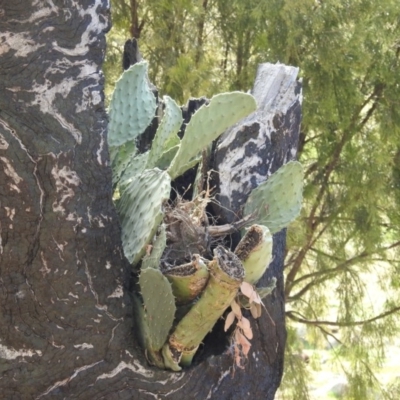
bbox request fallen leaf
[224,311,236,331]
[250,302,262,318]
[252,291,262,305]
[230,299,242,319]
[235,329,251,356]
[240,281,254,299]
[237,316,253,340]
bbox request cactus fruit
[146,96,182,170]
[163,255,210,304]
[244,161,303,234]
[117,169,171,265]
[141,224,167,270]
[162,246,244,369]
[108,62,157,147]
[139,268,176,366]
[168,92,257,180]
[235,224,273,284]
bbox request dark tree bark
[0,2,301,399]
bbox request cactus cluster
[108,61,303,371]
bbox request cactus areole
[108,61,304,370]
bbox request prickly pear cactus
[110,140,137,186]
[118,151,149,191]
[167,92,257,179]
[117,169,170,266]
[235,224,273,284]
[139,268,176,358]
[146,96,182,170]
[141,224,167,270]
[244,161,303,234]
[107,55,303,371]
[108,62,156,147]
[163,255,210,304]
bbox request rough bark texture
[0,3,301,399]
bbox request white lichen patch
[0,157,23,193]
[91,90,102,105]
[30,79,83,143]
[5,207,15,220]
[73,343,94,350]
[96,130,105,165]
[107,286,123,299]
[0,343,42,360]
[96,361,154,381]
[52,0,109,57]
[37,360,102,398]
[0,119,14,146]
[0,32,44,57]
[0,133,9,150]
[51,164,81,215]
[39,251,51,276]
[8,0,57,24]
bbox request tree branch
[285,83,386,296]
[286,307,400,327]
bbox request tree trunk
[0,2,301,399]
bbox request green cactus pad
[139,268,176,352]
[146,96,182,169]
[154,145,180,171]
[117,168,171,265]
[235,224,273,284]
[110,141,137,186]
[119,151,149,191]
[244,161,303,234]
[108,62,157,147]
[168,92,257,179]
[141,224,167,270]
[163,255,210,304]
